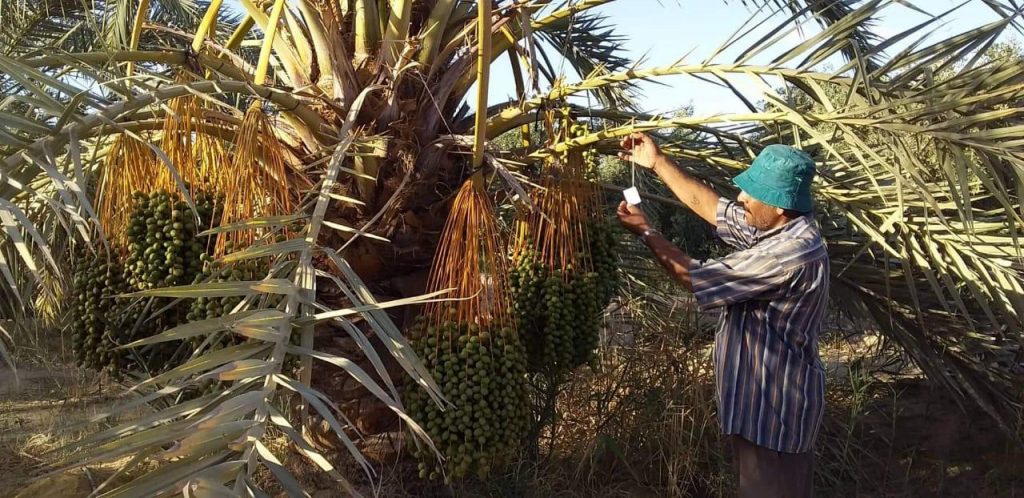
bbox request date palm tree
[0,0,1022,494]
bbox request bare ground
[0,366,124,497]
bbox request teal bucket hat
[733,144,816,212]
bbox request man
[616,133,828,498]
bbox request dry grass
[3,302,1022,497]
[531,299,729,497]
[0,323,149,497]
[351,298,1023,497]
[0,370,116,494]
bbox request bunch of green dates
[509,219,620,376]
[124,188,222,290]
[70,256,132,375]
[509,250,602,375]
[404,320,529,481]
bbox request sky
[481,0,1014,116]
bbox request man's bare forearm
[642,231,694,291]
[653,156,720,226]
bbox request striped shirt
[689,198,829,454]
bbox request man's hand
[617,201,652,236]
[620,132,720,226]
[619,132,666,170]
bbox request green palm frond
[727,0,884,69]
[102,0,200,49]
[144,0,244,49]
[0,0,99,56]
[442,0,626,113]
[532,5,636,108]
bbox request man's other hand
[617,201,652,236]
[619,132,665,170]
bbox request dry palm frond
[215,102,294,255]
[423,177,512,334]
[97,133,157,247]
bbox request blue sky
[482,0,1013,116]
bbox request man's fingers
[617,200,629,215]
[622,133,646,150]
[618,152,632,162]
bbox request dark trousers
[729,435,814,498]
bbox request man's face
[738,191,785,230]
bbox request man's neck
[768,215,797,230]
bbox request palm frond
[102,0,199,49]
[726,0,884,69]
[0,319,17,383]
[0,0,99,56]
[532,6,636,108]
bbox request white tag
[623,186,642,205]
